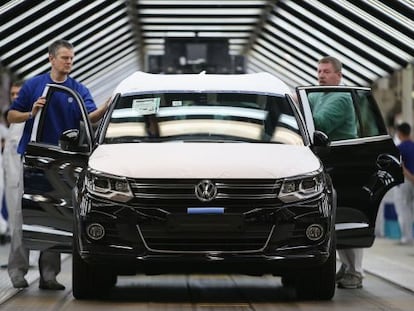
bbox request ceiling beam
[243,0,277,55]
[126,0,144,68]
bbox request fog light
[306,224,324,241]
[86,223,105,240]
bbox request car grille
[137,223,274,253]
[129,179,282,200]
[128,179,282,252]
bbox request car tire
[281,238,336,300]
[72,239,117,299]
[281,274,295,287]
[295,240,336,300]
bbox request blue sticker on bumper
[187,207,224,214]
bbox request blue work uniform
[9,73,97,155]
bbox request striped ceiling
[1,0,413,103]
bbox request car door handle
[376,154,400,170]
[36,157,54,164]
[24,155,54,167]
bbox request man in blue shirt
[7,39,107,290]
[394,122,414,245]
[8,40,107,154]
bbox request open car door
[296,86,403,248]
[22,84,93,252]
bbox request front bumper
[79,245,331,275]
[74,187,334,275]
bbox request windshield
[103,92,304,145]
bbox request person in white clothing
[5,81,39,288]
[0,121,8,242]
[375,119,400,238]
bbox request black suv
[22,72,402,300]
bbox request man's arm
[7,110,32,123]
[7,96,46,124]
[88,97,111,123]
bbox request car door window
[307,91,358,141]
[354,89,387,138]
[33,84,93,151]
[300,87,388,142]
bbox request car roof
[113,71,292,96]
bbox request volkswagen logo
[194,180,217,202]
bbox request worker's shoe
[337,272,363,289]
[335,264,346,281]
[11,275,29,288]
[39,279,65,290]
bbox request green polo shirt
[308,92,357,141]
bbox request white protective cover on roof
[112,71,292,96]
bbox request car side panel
[22,84,92,252]
[23,144,88,251]
[296,86,403,248]
[320,138,401,248]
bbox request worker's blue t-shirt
[398,140,414,174]
[9,73,97,155]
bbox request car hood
[89,143,321,179]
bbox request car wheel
[281,274,295,287]
[295,241,336,300]
[72,240,117,299]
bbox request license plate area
[167,214,244,232]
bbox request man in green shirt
[309,92,357,140]
[308,58,357,141]
[309,56,363,289]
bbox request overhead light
[143,31,196,37]
[284,1,400,70]
[141,25,254,31]
[144,45,164,51]
[229,39,249,44]
[267,15,379,82]
[144,39,165,44]
[304,1,412,62]
[0,0,22,14]
[138,0,267,4]
[140,17,258,24]
[197,32,251,38]
[139,8,262,15]
[336,1,414,49]
[6,2,124,65]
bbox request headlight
[85,169,133,202]
[279,169,325,203]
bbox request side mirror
[313,130,330,147]
[312,130,330,156]
[59,129,88,152]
